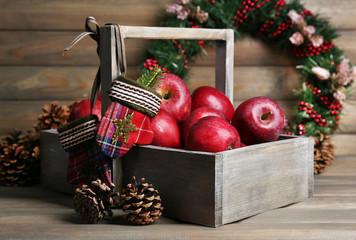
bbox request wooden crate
[38,25,314,226]
[98,25,314,227]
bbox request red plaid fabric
[96,102,153,158]
[67,142,112,186]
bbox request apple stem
[261,111,272,121]
[163,90,170,100]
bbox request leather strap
[63,16,127,115]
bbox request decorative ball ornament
[142,0,355,174]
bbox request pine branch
[137,66,165,90]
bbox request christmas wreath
[141,0,355,174]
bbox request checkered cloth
[58,115,112,186]
[96,102,153,158]
[67,142,112,186]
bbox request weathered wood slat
[313,185,356,197]
[316,157,356,176]
[2,65,355,103]
[0,66,301,101]
[0,100,73,135]
[0,31,149,66]
[1,30,354,66]
[288,195,356,209]
[338,101,356,133]
[333,134,356,156]
[1,100,356,136]
[302,0,356,30]
[314,175,356,185]
[0,0,355,30]
[334,30,356,63]
[0,66,139,101]
[0,0,169,31]
[0,219,355,240]
[241,208,356,224]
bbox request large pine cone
[121,176,163,225]
[0,130,40,186]
[73,179,119,224]
[34,100,80,132]
[314,132,334,174]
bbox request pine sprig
[137,65,165,90]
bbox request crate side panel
[221,137,313,224]
[122,146,218,227]
[40,130,75,194]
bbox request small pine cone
[0,130,40,186]
[73,179,119,223]
[314,132,335,174]
[34,100,80,132]
[121,176,163,225]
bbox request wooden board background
[0,0,355,154]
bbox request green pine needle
[137,65,165,90]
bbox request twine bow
[64,16,127,114]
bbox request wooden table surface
[0,154,355,240]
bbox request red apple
[155,73,191,123]
[180,107,228,146]
[231,96,284,145]
[185,116,240,153]
[191,86,234,121]
[68,98,102,122]
[151,109,180,148]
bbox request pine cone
[314,132,335,174]
[121,176,163,225]
[73,179,119,224]
[0,130,40,186]
[34,100,80,132]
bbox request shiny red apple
[191,86,234,121]
[180,107,228,146]
[185,116,240,153]
[68,97,102,122]
[231,96,284,145]
[155,73,191,123]
[151,109,180,148]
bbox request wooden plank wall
[0,0,355,155]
